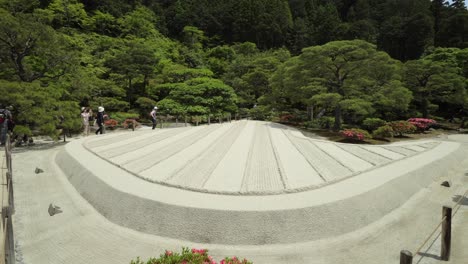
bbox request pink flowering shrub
[388,121,416,136]
[407,118,436,131]
[130,248,252,264]
[340,128,371,141]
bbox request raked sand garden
[11,120,468,263]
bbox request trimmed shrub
[388,121,416,136]
[362,118,386,132]
[303,120,320,129]
[372,125,394,139]
[340,128,371,141]
[317,116,335,129]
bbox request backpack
[0,109,5,123]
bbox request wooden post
[208,115,210,125]
[400,250,413,264]
[441,206,452,261]
[184,116,187,127]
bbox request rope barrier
[411,188,468,256]
[0,134,14,264]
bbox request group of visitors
[80,106,106,136]
[0,104,13,145]
[80,105,158,136]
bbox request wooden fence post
[441,206,452,261]
[400,250,413,264]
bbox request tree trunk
[208,115,210,125]
[307,105,314,121]
[317,108,326,119]
[422,98,429,118]
[333,105,342,131]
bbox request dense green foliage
[0,0,466,138]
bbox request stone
[48,203,63,216]
[441,181,451,187]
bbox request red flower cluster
[279,114,294,123]
[340,128,370,141]
[220,256,251,264]
[407,118,436,130]
[104,118,118,128]
[192,248,207,255]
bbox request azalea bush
[104,119,119,129]
[388,121,416,136]
[123,118,141,130]
[130,248,253,264]
[340,128,371,141]
[279,113,294,123]
[407,118,436,131]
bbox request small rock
[441,181,451,187]
[48,203,63,216]
[35,167,44,174]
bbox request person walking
[150,106,158,130]
[81,107,91,136]
[0,104,12,145]
[95,106,105,135]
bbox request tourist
[95,106,105,135]
[0,104,13,145]
[81,107,90,136]
[150,106,158,130]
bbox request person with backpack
[0,104,13,145]
[95,106,105,135]
[150,106,158,130]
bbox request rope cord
[412,189,468,256]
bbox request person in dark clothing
[0,104,13,145]
[95,106,105,135]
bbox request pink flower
[165,250,173,256]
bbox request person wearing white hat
[150,106,158,130]
[95,106,105,135]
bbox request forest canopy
[0,0,467,138]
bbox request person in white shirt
[81,107,90,136]
[150,106,158,130]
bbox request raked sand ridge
[83,120,442,195]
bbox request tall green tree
[104,40,158,105]
[271,40,410,129]
[404,48,466,117]
[0,9,77,82]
